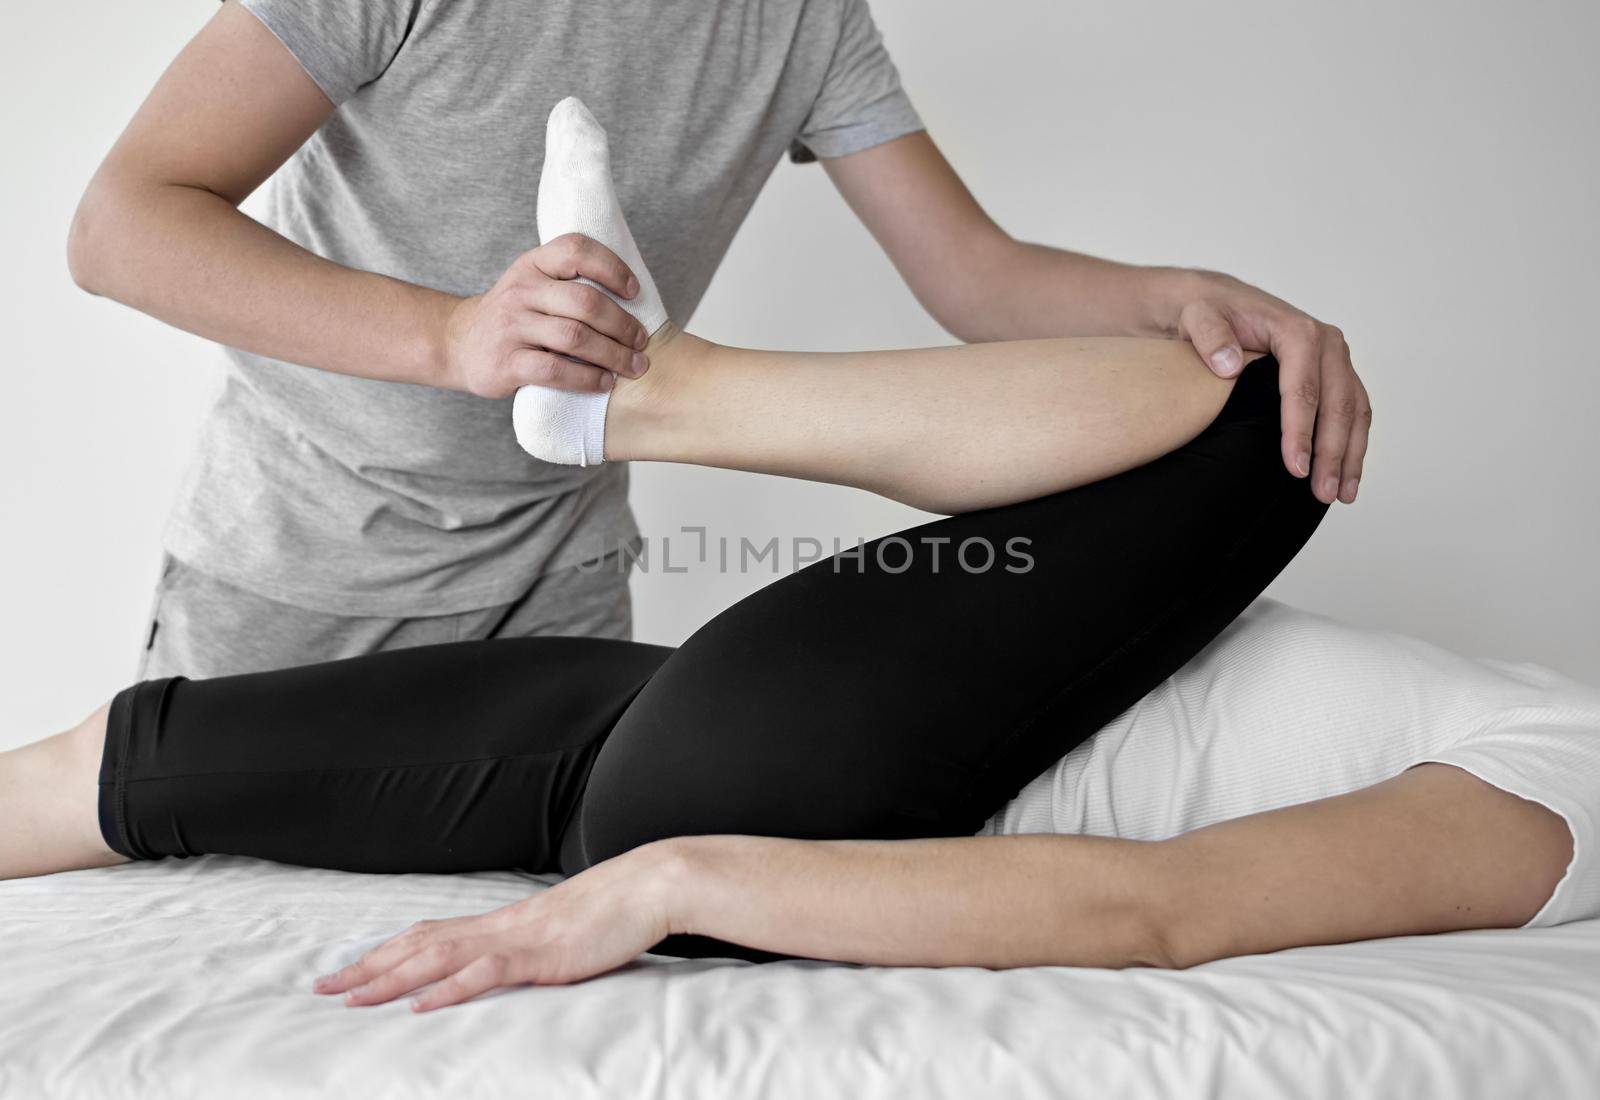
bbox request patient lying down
[4,597,1592,1012]
[3,100,1593,1013]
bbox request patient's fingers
[341,937,483,1006]
[314,937,416,993]
[409,953,519,1013]
[314,918,465,994]
[314,959,377,995]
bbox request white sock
[512,97,669,466]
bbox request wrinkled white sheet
[4,857,1597,1098]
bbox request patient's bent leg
[576,358,1329,876]
[608,327,1243,515]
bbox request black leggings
[100,359,1326,956]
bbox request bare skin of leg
[0,704,124,878]
[609,326,1243,515]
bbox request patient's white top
[981,599,1600,927]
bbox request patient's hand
[313,842,684,1011]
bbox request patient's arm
[607,326,1241,514]
[669,763,1569,970]
[320,763,1570,1011]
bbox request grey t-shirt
[165,0,923,616]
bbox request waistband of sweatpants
[98,677,184,861]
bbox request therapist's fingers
[1337,381,1372,503]
[524,278,650,353]
[1273,318,1323,482]
[1178,298,1246,379]
[1306,332,1360,505]
[517,314,646,379]
[506,347,615,394]
[525,233,640,301]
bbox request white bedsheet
[4,857,1598,1098]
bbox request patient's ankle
[604,322,716,460]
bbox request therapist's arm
[67,0,648,397]
[823,132,1373,505]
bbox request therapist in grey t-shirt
[68,0,1368,679]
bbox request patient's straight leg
[92,638,671,875]
[0,705,124,879]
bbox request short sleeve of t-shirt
[789,0,924,163]
[238,0,427,105]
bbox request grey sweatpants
[137,550,636,681]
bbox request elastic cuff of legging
[97,677,182,861]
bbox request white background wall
[2,1,1597,748]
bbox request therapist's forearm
[941,235,1200,345]
[68,178,457,388]
[665,833,1172,969]
[822,134,1196,346]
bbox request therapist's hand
[1174,271,1372,505]
[442,233,653,399]
[314,841,681,1011]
